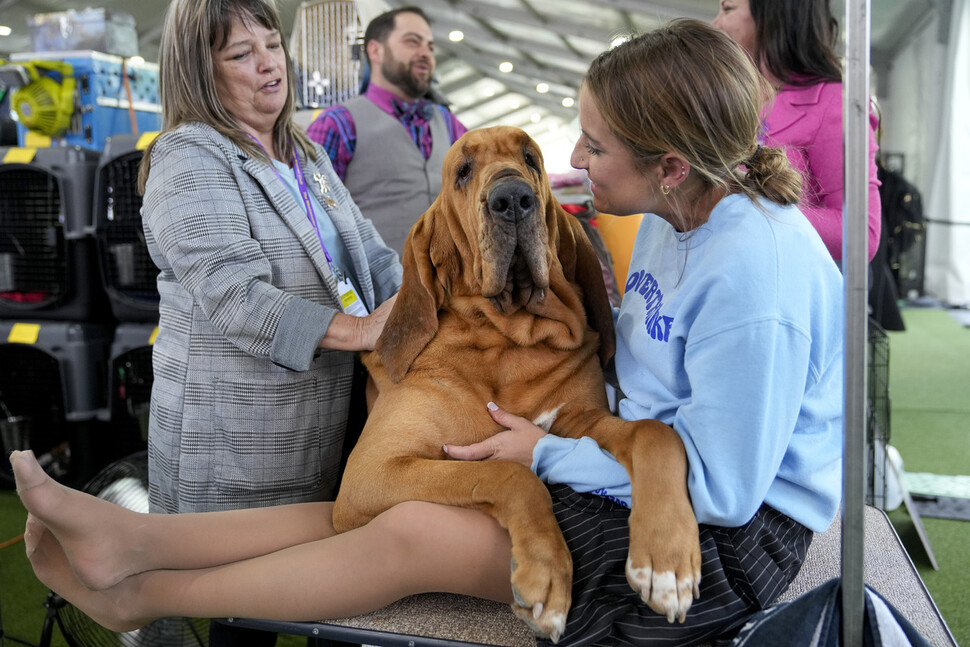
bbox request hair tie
[748,145,764,166]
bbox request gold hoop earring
[661,184,671,195]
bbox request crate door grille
[0,167,67,305]
[866,318,891,508]
[0,344,67,456]
[98,151,159,304]
[294,1,363,108]
[109,345,154,452]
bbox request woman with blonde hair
[13,18,842,647]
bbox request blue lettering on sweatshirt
[591,488,631,508]
[625,270,673,342]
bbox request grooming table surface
[221,506,957,647]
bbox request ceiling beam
[440,60,576,120]
[423,14,596,68]
[597,0,712,21]
[440,40,584,89]
[390,0,618,44]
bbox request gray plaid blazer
[142,122,402,513]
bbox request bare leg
[27,499,515,633]
[13,449,336,588]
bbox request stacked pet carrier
[0,12,162,486]
[0,145,111,485]
[95,134,161,462]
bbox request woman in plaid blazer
[137,0,402,517]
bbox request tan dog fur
[333,126,701,642]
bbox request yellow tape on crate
[137,132,160,150]
[3,147,37,164]
[7,323,41,344]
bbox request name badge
[334,268,368,316]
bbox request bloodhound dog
[332,126,701,642]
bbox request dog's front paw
[625,555,700,623]
[509,551,571,643]
[625,507,702,623]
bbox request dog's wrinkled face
[444,125,552,314]
[376,125,615,383]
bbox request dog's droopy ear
[376,210,441,383]
[557,207,616,367]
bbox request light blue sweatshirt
[532,193,844,532]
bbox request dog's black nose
[488,179,536,223]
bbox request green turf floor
[1,305,967,646]
[884,306,970,646]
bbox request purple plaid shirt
[306,85,467,181]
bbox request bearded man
[307,6,467,255]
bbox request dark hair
[584,18,801,229]
[749,0,842,85]
[363,6,431,62]
[138,0,315,191]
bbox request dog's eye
[524,150,541,175]
[455,160,473,187]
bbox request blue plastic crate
[11,50,161,151]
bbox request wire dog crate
[0,145,108,321]
[291,1,364,109]
[866,317,891,509]
[94,133,160,322]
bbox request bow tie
[392,97,434,123]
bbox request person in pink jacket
[714,0,881,263]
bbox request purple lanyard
[248,135,336,272]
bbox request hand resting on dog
[443,402,547,467]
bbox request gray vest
[344,96,449,255]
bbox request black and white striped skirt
[539,484,812,647]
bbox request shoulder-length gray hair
[139,0,315,192]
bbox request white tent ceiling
[0,0,931,171]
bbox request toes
[510,573,569,643]
[512,602,567,643]
[11,450,47,494]
[648,571,678,622]
[626,558,701,624]
[676,575,696,623]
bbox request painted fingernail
[487,402,499,411]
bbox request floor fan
[41,451,209,647]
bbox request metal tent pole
[842,0,872,644]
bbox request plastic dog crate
[0,145,110,321]
[94,133,160,322]
[0,320,111,484]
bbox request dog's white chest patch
[532,405,564,432]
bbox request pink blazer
[764,81,881,262]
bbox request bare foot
[24,512,156,632]
[11,450,147,590]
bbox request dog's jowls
[332,126,701,642]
